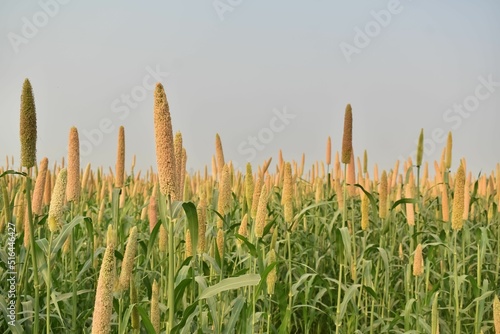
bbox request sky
[1,0,499,177]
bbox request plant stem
[46,231,53,333]
[252,238,259,333]
[25,173,40,334]
[287,228,293,331]
[70,202,77,333]
[453,230,460,333]
[335,162,348,334]
[167,195,175,332]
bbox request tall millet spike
[150,280,160,333]
[379,171,388,219]
[245,163,254,211]
[416,129,424,167]
[216,228,224,259]
[445,132,452,170]
[148,195,158,232]
[92,238,116,334]
[67,127,81,202]
[283,162,294,223]
[48,168,67,233]
[215,133,225,179]
[254,183,268,238]
[493,295,500,334]
[118,226,138,291]
[43,170,52,206]
[341,104,353,164]
[326,136,332,166]
[251,174,263,219]
[115,126,125,188]
[32,157,48,215]
[413,243,424,276]
[20,78,37,168]
[196,196,207,255]
[174,131,183,196]
[363,149,368,175]
[217,164,232,229]
[153,83,177,199]
[451,163,466,231]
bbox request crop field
[1,79,500,334]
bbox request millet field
[1,79,500,334]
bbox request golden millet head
[66,127,81,202]
[150,279,160,334]
[238,213,249,244]
[106,224,116,248]
[197,199,207,254]
[284,202,293,225]
[245,163,254,211]
[115,126,125,188]
[451,163,466,231]
[215,133,225,177]
[48,168,67,233]
[493,295,500,334]
[413,243,424,276]
[361,192,369,230]
[153,83,177,199]
[266,249,277,295]
[174,131,183,195]
[255,183,268,238]
[148,195,158,232]
[251,175,263,219]
[282,162,293,207]
[32,157,48,215]
[185,229,192,258]
[216,228,224,259]
[159,223,167,253]
[118,226,138,291]
[43,170,52,206]
[92,241,116,334]
[217,164,232,222]
[379,171,388,219]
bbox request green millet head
[416,129,424,167]
[20,78,37,168]
[341,104,353,164]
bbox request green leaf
[339,227,352,264]
[198,274,260,299]
[136,305,157,334]
[355,183,378,216]
[234,233,257,257]
[182,202,198,257]
[338,284,360,321]
[0,170,27,178]
[51,216,85,256]
[223,296,245,334]
[391,198,418,211]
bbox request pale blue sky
[1,1,499,176]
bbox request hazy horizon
[1,1,499,177]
